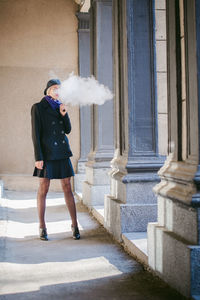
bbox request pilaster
[105,0,164,242]
[82,0,114,207]
[74,12,91,197]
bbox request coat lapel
[40,98,60,118]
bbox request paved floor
[0,190,188,300]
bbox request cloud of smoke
[57,73,113,106]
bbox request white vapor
[57,73,113,106]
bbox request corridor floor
[0,190,188,300]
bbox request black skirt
[33,158,75,179]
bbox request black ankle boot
[39,228,48,241]
[71,225,80,240]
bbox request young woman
[31,79,80,241]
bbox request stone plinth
[104,170,160,242]
[83,161,111,208]
[148,219,200,297]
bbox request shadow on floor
[0,270,189,300]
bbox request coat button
[59,121,63,124]
[62,140,65,144]
[52,121,56,125]
[54,142,58,146]
[61,130,65,134]
[53,130,56,135]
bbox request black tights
[37,177,78,229]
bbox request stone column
[82,0,114,208]
[155,0,168,155]
[74,12,91,198]
[104,0,165,242]
[148,0,200,297]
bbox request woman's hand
[60,104,67,116]
[35,161,43,170]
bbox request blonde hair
[46,87,52,96]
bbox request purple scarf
[45,96,61,110]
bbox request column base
[82,180,110,207]
[74,173,85,198]
[105,194,157,242]
[148,159,200,298]
[74,160,87,199]
[82,163,111,208]
[105,167,159,242]
[148,222,200,298]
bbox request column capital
[76,12,90,31]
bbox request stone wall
[0,0,80,191]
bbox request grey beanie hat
[44,79,61,95]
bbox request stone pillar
[155,0,168,155]
[148,0,200,297]
[104,0,164,242]
[82,0,114,208]
[74,12,91,198]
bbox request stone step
[74,191,83,203]
[122,232,148,266]
[92,205,104,225]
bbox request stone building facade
[0,0,200,298]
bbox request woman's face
[48,85,60,99]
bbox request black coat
[31,97,73,161]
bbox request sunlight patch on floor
[0,257,123,295]
[1,197,65,209]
